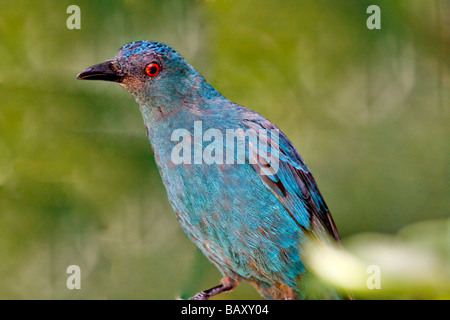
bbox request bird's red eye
[145,63,160,77]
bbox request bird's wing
[242,117,340,243]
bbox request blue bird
[77,40,344,300]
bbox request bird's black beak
[77,59,125,82]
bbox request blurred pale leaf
[304,219,450,299]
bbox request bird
[77,40,344,300]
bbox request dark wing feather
[243,117,340,243]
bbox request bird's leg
[188,276,238,300]
[188,284,230,300]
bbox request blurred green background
[0,0,448,299]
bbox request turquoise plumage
[77,40,343,299]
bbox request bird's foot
[188,276,238,300]
[188,291,210,300]
[188,284,225,300]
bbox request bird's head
[77,40,219,108]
